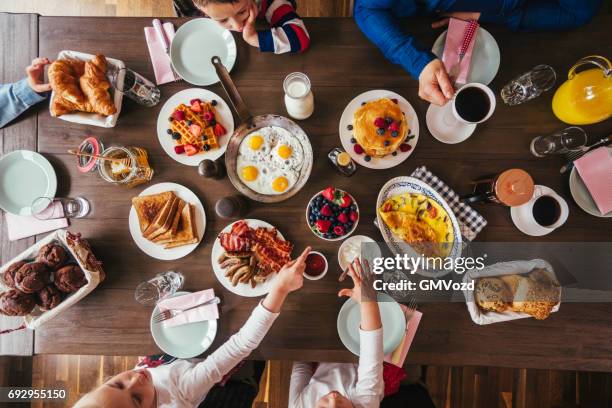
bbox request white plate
[375,177,462,278]
[157,88,234,166]
[339,90,420,170]
[569,146,612,218]
[170,18,237,86]
[211,219,285,297]
[129,182,206,260]
[432,27,500,85]
[337,293,406,356]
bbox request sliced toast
[152,198,186,244]
[164,204,199,249]
[145,196,180,241]
[132,191,175,233]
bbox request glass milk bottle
[283,72,314,120]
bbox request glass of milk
[283,72,314,120]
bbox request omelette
[353,98,409,157]
[378,193,454,258]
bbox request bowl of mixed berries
[306,187,359,241]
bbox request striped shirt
[256,0,310,54]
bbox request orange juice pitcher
[552,55,611,125]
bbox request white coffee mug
[511,185,569,236]
[452,82,497,124]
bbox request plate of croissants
[49,51,123,128]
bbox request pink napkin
[158,289,219,328]
[574,147,612,215]
[144,22,178,85]
[384,308,422,367]
[4,201,69,241]
[442,18,478,85]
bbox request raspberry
[320,204,333,217]
[333,225,345,236]
[172,110,186,121]
[399,144,412,152]
[337,212,349,223]
[374,117,386,128]
[349,211,359,222]
[353,144,364,155]
[315,219,331,234]
[389,121,400,132]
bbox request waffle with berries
[167,99,227,156]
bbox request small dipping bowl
[338,235,379,271]
[304,251,328,280]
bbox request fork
[152,296,220,324]
[153,18,182,82]
[560,134,612,174]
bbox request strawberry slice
[172,110,186,121]
[315,219,331,234]
[174,145,185,154]
[322,187,335,201]
[190,100,202,113]
[189,124,202,137]
[320,204,333,217]
[203,111,215,121]
[337,212,349,224]
[213,123,227,137]
[350,211,359,222]
[184,144,198,156]
[339,194,352,208]
[389,121,400,132]
[189,98,202,105]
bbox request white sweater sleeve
[353,328,384,406]
[175,302,279,404]
[289,362,314,407]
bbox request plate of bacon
[212,219,294,297]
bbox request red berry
[340,194,351,208]
[337,212,349,223]
[333,225,345,236]
[189,98,202,105]
[391,98,398,104]
[320,204,333,217]
[322,187,335,201]
[374,117,386,128]
[203,111,215,121]
[350,211,359,222]
[172,110,186,121]
[399,143,412,152]
[190,100,202,112]
[353,144,364,155]
[213,123,226,137]
[174,145,185,154]
[315,219,331,233]
[389,121,400,132]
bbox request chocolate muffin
[36,285,63,311]
[54,264,87,293]
[37,243,69,270]
[0,289,35,316]
[14,262,50,294]
[1,261,26,289]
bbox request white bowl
[303,251,328,280]
[305,189,360,242]
[337,235,378,271]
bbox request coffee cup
[510,185,569,236]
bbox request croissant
[48,59,87,106]
[79,55,117,116]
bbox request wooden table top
[3,14,612,369]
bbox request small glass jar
[283,72,314,120]
[328,147,356,176]
[98,146,154,188]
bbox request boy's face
[203,0,254,32]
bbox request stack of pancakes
[353,98,409,157]
[132,191,198,249]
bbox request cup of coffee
[510,185,569,236]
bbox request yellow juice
[552,68,612,125]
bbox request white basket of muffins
[0,230,105,330]
[462,259,561,325]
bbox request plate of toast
[129,182,205,260]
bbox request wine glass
[31,196,91,220]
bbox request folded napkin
[4,201,69,241]
[411,166,487,241]
[158,289,219,328]
[442,18,478,85]
[574,147,612,215]
[384,307,422,368]
[144,22,178,85]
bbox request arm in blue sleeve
[480,0,602,32]
[0,79,47,129]
[354,0,436,79]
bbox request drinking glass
[530,126,587,157]
[501,65,556,106]
[135,271,184,306]
[111,67,161,107]
[31,196,91,220]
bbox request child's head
[74,369,156,408]
[194,0,254,32]
[316,391,355,408]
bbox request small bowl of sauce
[304,251,328,280]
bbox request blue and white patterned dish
[375,176,462,277]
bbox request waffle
[169,103,219,152]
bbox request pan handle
[211,56,252,124]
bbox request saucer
[510,185,569,236]
[426,104,476,144]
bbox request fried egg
[270,129,304,170]
[238,131,272,162]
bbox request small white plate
[211,219,284,297]
[170,18,237,86]
[339,90,419,170]
[129,182,206,260]
[432,27,500,85]
[157,88,234,166]
[569,146,612,218]
[426,103,476,144]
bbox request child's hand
[242,3,260,48]
[26,57,52,93]
[338,258,376,303]
[272,247,311,294]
